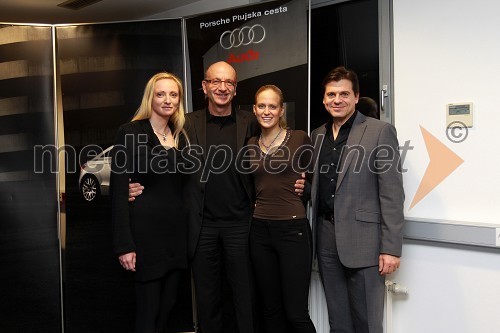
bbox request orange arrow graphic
[409,126,464,209]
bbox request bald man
[184,61,258,333]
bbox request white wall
[394,0,500,222]
[393,0,500,332]
[390,240,500,333]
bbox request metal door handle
[380,85,388,112]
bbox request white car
[79,146,113,202]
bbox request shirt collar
[206,107,236,122]
[344,110,357,128]
[324,110,358,131]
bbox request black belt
[322,213,334,223]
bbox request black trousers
[134,270,182,333]
[250,218,316,333]
[191,224,255,333]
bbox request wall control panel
[446,102,473,127]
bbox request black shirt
[203,109,252,225]
[318,111,357,215]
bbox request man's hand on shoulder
[294,172,306,196]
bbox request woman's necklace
[259,127,283,152]
[152,125,170,142]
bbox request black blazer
[110,119,188,281]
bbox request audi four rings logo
[219,24,266,50]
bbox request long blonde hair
[132,72,188,148]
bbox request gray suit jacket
[310,112,404,268]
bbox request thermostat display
[448,104,470,115]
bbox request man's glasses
[204,79,237,88]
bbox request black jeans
[250,218,316,333]
[191,224,255,333]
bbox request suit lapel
[192,110,207,160]
[336,112,367,190]
[236,109,249,150]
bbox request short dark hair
[321,66,360,96]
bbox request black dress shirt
[203,109,251,226]
[318,111,357,216]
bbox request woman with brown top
[248,85,316,333]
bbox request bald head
[205,61,237,82]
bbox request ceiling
[0,0,200,24]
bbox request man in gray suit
[310,66,404,333]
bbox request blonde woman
[111,72,189,333]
